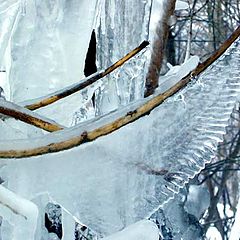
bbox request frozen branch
[0,99,64,132]
[22,41,149,111]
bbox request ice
[101,220,159,240]
[95,0,152,114]
[158,56,199,93]
[6,0,99,127]
[0,185,38,240]
[175,0,188,11]
[0,1,19,68]
[152,189,203,239]
[184,185,210,219]
[0,38,239,238]
[229,197,240,240]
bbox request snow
[0,99,64,129]
[102,220,159,240]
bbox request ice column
[95,0,152,114]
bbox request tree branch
[0,100,64,132]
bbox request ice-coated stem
[0,99,64,132]
[23,41,149,111]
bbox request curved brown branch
[145,0,176,97]
[24,41,149,111]
[0,26,239,158]
[0,100,64,132]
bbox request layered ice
[6,0,99,127]
[0,38,239,238]
[95,0,152,114]
[102,220,159,240]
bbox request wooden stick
[0,26,239,158]
[24,41,149,111]
[0,100,64,132]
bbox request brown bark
[145,0,176,97]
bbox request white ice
[175,0,188,11]
[0,185,38,240]
[0,38,239,237]
[102,220,159,240]
[158,55,199,93]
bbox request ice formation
[0,185,38,240]
[0,37,239,238]
[5,0,99,127]
[0,0,240,239]
[95,0,152,114]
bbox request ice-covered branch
[0,99,64,132]
[0,26,238,158]
[22,41,149,111]
[0,185,38,239]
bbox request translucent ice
[101,220,159,240]
[0,38,239,238]
[0,185,38,240]
[95,0,152,114]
